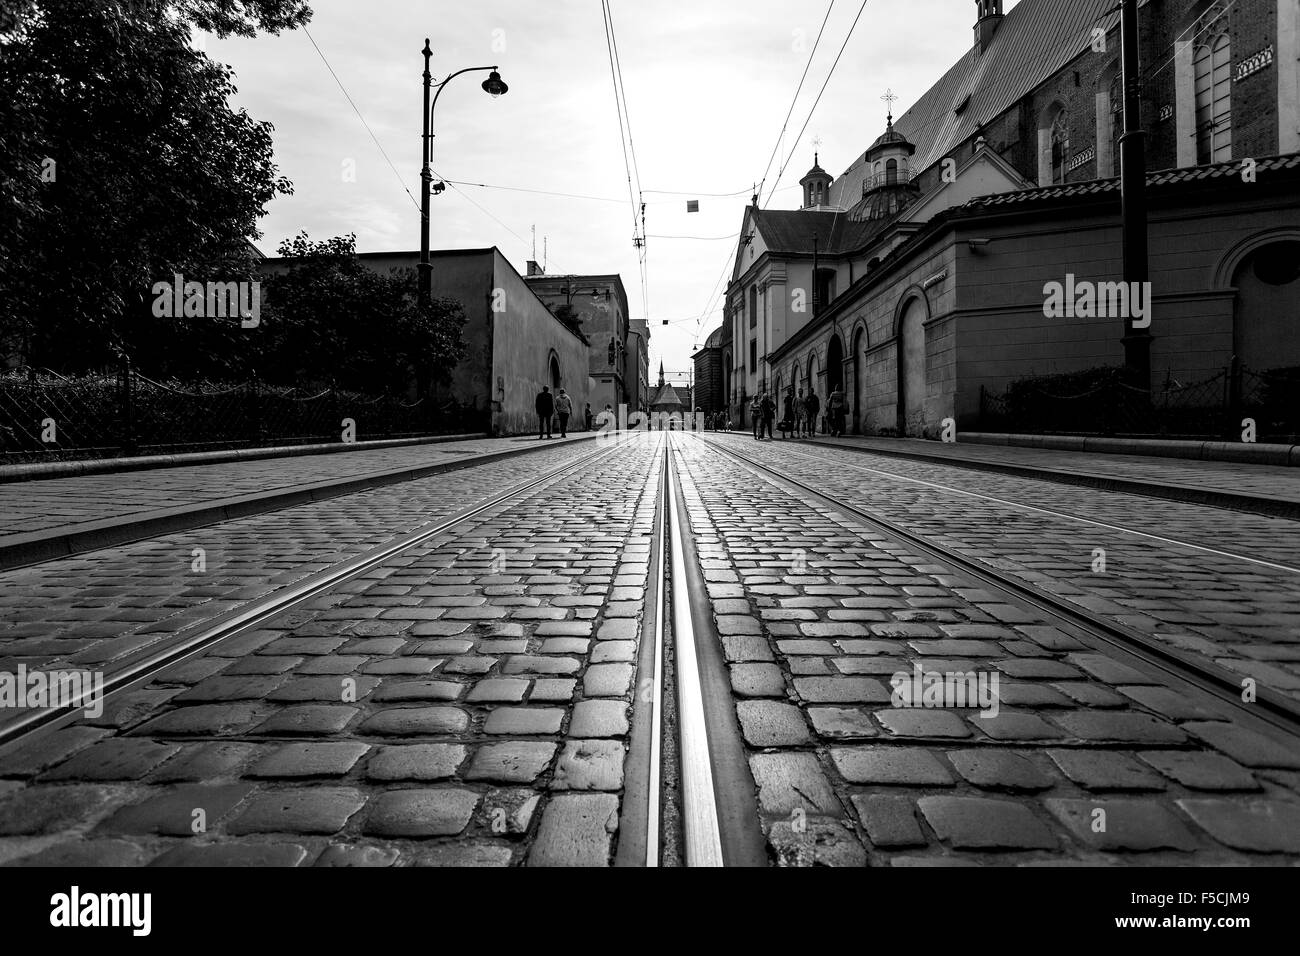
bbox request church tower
[853,108,920,221]
[974,0,1003,54]
[799,154,833,210]
[658,359,665,387]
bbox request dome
[867,118,916,159]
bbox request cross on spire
[881,88,898,125]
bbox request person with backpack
[555,387,573,437]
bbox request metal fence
[0,365,488,464]
[978,364,1300,441]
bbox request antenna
[531,224,536,261]
[543,237,547,272]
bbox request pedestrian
[805,389,820,437]
[584,403,593,431]
[554,387,572,437]
[828,387,846,437]
[760,391,776,440]
[795,389,806,437]
[782,392,795,439]
[535,385,554,439]
[750,395,763,440]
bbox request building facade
[625,317,651,413]
[524,269,631,415]
[692,325,725,413]
[262,247,591,437]
[724,0,1300,436]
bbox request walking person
[584,403,593,432]
[750,395,763,440]
[828,387,846,437]
[554,388,572,437]
[760,391,776,441]
[535,385,554,439]
[805,389,820,437]
[795,389,806,437]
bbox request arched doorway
[548,352,561,390]
[852,326,866,433]
[1233,240,1300,371]
[807,352,819,399]
[827,334,844,395]
[897,297,927,435]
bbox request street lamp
[419,39,508,307]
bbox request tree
[259,233,467,396]
[0,0,308,373]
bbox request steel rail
[701,435,1300,740]
[0,434,641,750]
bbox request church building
[719,0,1300,437]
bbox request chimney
[526,260,544,276]
[974,0,1003,54]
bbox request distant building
[692,325,725,413]
[524,268,631,414]
[625,318,650,413]
[648,360,692,424]
[259,247,590,436]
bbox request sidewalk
[0,433,596,570]
[804,435,1300,519]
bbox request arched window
[748,285,758,328]
[1050,110,1070,184]
[1194,30,1232,163]
[885,158,898,185]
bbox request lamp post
[419,39,508,307]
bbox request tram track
[700,434,1300,744]
[0,433,643,750]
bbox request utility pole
[1119,0,1151,389]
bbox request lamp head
[482,70,508,98]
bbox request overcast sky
[208,0,1021,383]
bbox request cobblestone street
[1,432,1297,866]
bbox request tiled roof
[650,384,688,408]
[959,152,1300,209]
[829,0,1117,207]
[750,207,890,255]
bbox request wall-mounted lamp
[967,238,991,253]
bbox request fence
[0,365,488,464]
[978,364,1300,441]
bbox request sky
[206,0,1021,383]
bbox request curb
[0,434,598,572]
[960,432,1299,467]
[0,433,486,484]
[804,437,1300,520]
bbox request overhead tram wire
[605,0,655,329]
[605,0,650,325]
[754,0,836,208]
[302,25,421,215]
[301,28,555,271]
[686,0,840,346]
[763,0,871,208]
